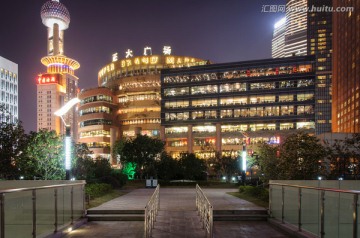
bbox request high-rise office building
[0,56,18,123]
[272,17,286,58]
[332,0,360,133]
[284,0,308,57]
[36,0,80,138]
[308,0,333,134]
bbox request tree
[26,129,65,180]
[0,105,29,179]
[72,143,95,181]
[179,153,207,180]
[156,152,180,181]
[207,152,239,180]
[257,143,281,181]
[325,134,360,179]
[278,131,326,180]
[120,135,165,179]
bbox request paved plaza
[65,188,292,238]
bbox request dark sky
[0,0,285,133]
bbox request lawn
[227,191,269,208]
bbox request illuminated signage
[125,49,133,58]
[163,46,172,55]
[37,74,60,85]
[112,53,118,62]
[143,46,152,56]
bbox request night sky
[0,0,285,133]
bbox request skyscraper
[332,0,360,133]
[0,56,18,123]
[272,17,286,58]
[308,0,333,134]
[284,0,308,57]
[36,0,80,138]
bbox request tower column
[53,23,60,55]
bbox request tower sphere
[41,0,70,30]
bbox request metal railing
[269,182,360,238]
[196,184,213,238]
[144,184,160,238]
[0,181,86,238]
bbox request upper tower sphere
[41,0,70,30]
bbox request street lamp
[54,97,80,180]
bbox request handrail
[270,182,360,194]
[144,184,160,238]
[269,182,360,238]
[0,181,86,238]
[0,182,86,194]
[196,184,213,238]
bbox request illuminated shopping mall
[77,49,208,161]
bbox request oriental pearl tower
[36,0,80,140]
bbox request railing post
[320,190,325,238]
[298,187,302,231]
[1,193,5,238]
[82,184,86,217]
[353,194,358,238]
[282,186,285,224]
[269,186,272,218]
[71,186,74,225]
[54,188,58,233]
[32,189,36,238]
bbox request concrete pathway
[65,188,292,238]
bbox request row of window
[164,105,314,121]
[80,119,112,127]
[1,80,17,93]
[121,118,161,125]
[79,130,110,138]
[79,106,111,116]
[118,81,160,90]
[86,142,110,148]
[0,69,17,82]
[163,79,314,96]
[164,93,314,109]
[118,94,160,103]
[1,92,17,104]
[164,122,315,135]
[163,64,313,84]
[81,95,112,105]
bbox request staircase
[86,209,144,221]
[213,209,268,221]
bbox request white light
[242,151,247,171]
[274,17,286,29]
[231,177,235,181]
[54,98,80,117]
[20,176,24,180]
[339,177,344,180]
[67,227,72,232]
[125,49,133,58]
[318,176,322,180]
[143,46,152,56]
[112,53,118,62]
[65,136,71,170]
[163,46,172,55]
[222,176,226,180]
[71,177,76,181]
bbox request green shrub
[239,185,269,202]
[85,183,112,199]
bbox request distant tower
[36,0,80,139]
[284,0,308,57]
[272,17,286,58]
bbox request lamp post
[241,143,247,184]
[54,98,80,180]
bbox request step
[87,209,144,215]
[213,210,268,221]
[86,214,144,221]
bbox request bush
[100,170,128,188]
[239,185,269,202]
[85,183,112,199]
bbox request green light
[122,162,136,180]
